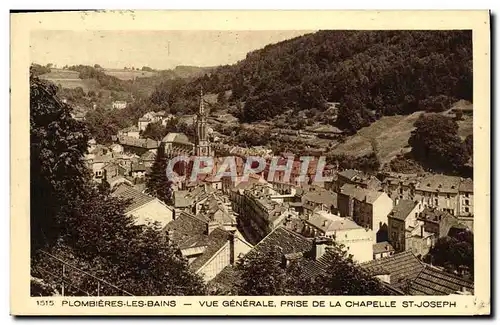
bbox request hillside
[169,30,472,133]
[39,68,99,93]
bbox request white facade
[335,227,374,263]
[127,200,174,228]
[196,235,253,282]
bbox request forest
[158,30,472,133]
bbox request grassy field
[331,106,474,164]
[331,112,423,164]
[103,69,157,80]
[39,69,98,92]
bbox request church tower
[194,87,213,156]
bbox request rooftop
[340,184,384,204]
[409,266,474,296]
[307,211,361,233]
[360,251,424,288]
[373,241,395,255]
[111,184,156,213]
[390,199,418,221]
[415,174,461,194]
[162,132,192,145]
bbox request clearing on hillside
[103,69,157,80]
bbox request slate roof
[459,178,474,193]
[409,266,474,296]
[247,226,312,259]
[373,241,395,255]
[303,187,338,207]
[111,184,156,213]
[131,162,147,172]
[338,169,362,181]
[306,211,360,233]
[141,150,157,161]
[118,136,159,149]
[360,251,424,288]
[162,132,192,145]
[390,199,418,221]
[164,212,208,245]
[163,212,232,272]
[340,184,384,204]
[416,174,461,194]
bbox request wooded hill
[173,30,472,133]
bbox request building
[194,88,213,157]
[209,226,314,293]
[162,133,194,158]
[417,207,463,239]
[337,184,393,242]
[387,199,426,253]
[336,169,382,192]
[164,211,252,282]
[301,186,338,215]
[408,265,474,296]
[235,183,294,242]
[414,174,461,216]
[373,241,395,260]
[111,184,174,228]
[458,178,473,226]
[380,172,420,201]
[117,136,159,155]
[140,150,157,168]
[130,162,147,179]
[301,210,374,263]
[118,126,140,139]
[112,100,127,110]
[360,251,425,291]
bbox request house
[164,211,253,282]
[209,226,314,293]
[117,126,140,139]
[373,241,395,260]
[140,150,157,168]
[301,186,338,215]
[417,207,463,239]
[301,210,374,263]
[338,184,393,242]
[110,143,124,153]
[112,100,127,110]
[387,199,426,252]
[138,117,151,132]
[457,178,473,229]
[131,162,147,179]
[414,174,461,216]
[111,184,174,228]
[360,251,425,291]
[162,132,194,158]
[117,136,159,155]
[336,169,382,192]
[408,265,474,296]
[381,172,420,201]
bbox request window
[465,207,470,213]
[95,170,103,177]
[465,199,470,206]
[446,194,450,199]
[399,188,404,194]
[434,198,438,206]
[465,193,470,198]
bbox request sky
[30,30,314,70]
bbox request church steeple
[194,85,212,157]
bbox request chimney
[228,229,236,265]
[207,220,219,235]
[395,197,399,206]
[311,236,334,261]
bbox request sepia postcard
[10,10,490,316]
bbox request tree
[142,121,167,141]
[424,230,474,278]
[235,244,389,296]
[312,246,390,295]
[30,75,90,251]
[464,134,473,158]
[409,114,470,173]
[94,64,102,69]
[145,143,173,205]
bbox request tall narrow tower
[194,87,212,156]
